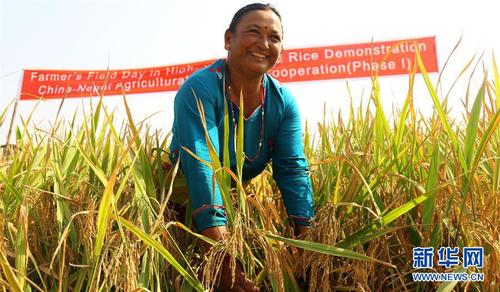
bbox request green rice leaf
[117,216,204,291]
[0,98,15,128]
[416,50,467,172]
[0,171,23,201]
[15,204,28,290]
[492,53,500,202]
[93,174,116,259]
[192,90,235,223]
[492,53,500,110]
[423,140,440,233]
[0,249,23,292]
[339,183,448,249]
[75,141,108,186]
[122,93,141,147]
[171,221,216,245]
[464,80,485,167]
[236,89,246,213]
[266,233,395,268]
[222,76,231,189]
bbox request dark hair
[228,3,282,33]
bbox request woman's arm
[271,88,315,228]
[173,78,227,232]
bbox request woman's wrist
[200,225,228,252]
[295,224,310,238]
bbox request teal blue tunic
[170,59,314,231]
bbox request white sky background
[1,0,499,144]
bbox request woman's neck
[226,62,263,104]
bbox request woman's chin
[245,64,273,76]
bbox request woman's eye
[271,36,281,42]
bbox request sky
[1,0,499,143]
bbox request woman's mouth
[249,52,267,60]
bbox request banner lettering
[20,36,437,100]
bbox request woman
[169,3,314,290]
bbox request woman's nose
[257,35,270,49]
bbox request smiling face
[225,9,283,78]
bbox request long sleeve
[271,88,314,225]
[172,77,226,231]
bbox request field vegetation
[0,50,499,291]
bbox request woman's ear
[277,46,284,63]
[224,29,232,51]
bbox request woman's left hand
[295,225,310,238]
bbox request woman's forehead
[235,10,282,33]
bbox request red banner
[20,36,437,100]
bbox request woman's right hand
[201,226,260,291]
[218,255,260,291]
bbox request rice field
[0,52,499,291]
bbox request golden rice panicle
[301,203,341,291]
[202,213,247,290]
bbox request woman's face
[225,9,283,78]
